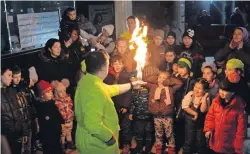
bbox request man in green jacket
[74,51,145,154]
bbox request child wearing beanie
[204,72,247,154]
[225,58,250,114]
[175,57,195,153]
[51,79,75,152]
[35,80,64,154]
[176,29,205,79]
[165,31,177,50]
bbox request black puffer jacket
[35,50,72,83]
[129,88,153,120]
[214,42,250,83]
[1,87,29,137]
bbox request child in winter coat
[204,73,247,154]
[11,65,39,154]
[51,79,74,152]
[159,49,177,73]
[201,61,219,100]
[175,57,195,153]
[147,71,183,154]
[35,80,64,154]
[182,78,210,154]
[104,55,133,154]
[59,7,80,42]
[225,58,250,114]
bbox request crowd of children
[1,8,250,154]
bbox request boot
[167,147,176,154]
[155,145,162,154]
[121,144,130,154]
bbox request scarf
[154,86,171,105]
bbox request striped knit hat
[177,57,192,70]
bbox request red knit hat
[37,80,53,95]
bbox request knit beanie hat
[153,29,165,39]
[219,72,240,92]
[28,67,38,83]
[167,31,176,39]
[201,61,217,73]
[183,29,195,40]
[37,80,53,96]
[178,57,192,70]
[102,24,114,36]
[236,27,249,43]
[226,58,244,71]
[51,79,70,93]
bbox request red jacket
[204,95,247,154]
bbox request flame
[129,18,148,80]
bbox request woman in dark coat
[34,39,72,83]
[215,27,250,84]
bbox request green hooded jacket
[74,73,120,154]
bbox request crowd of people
[1,7,250,154]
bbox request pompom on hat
[51,79,70,93]
[37,80,53,96]
[226,58,244,71]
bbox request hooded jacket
[204,95,247,154]
[74,73,120,154]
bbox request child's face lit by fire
[111,61,124,73]
[158,73,168,85]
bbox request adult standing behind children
[214,27,250,85]
[74,51,146,154]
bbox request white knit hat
[201,61,217,73]
[28,66,38,82]
[102,24,114,36]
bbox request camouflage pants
[154,116,175,147]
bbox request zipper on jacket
[216,107,224,150]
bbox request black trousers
[118,113,132,147]
[6,135,22,154]
[41,134,62,154]
[131,120,154,154]
[183,116,207,154]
